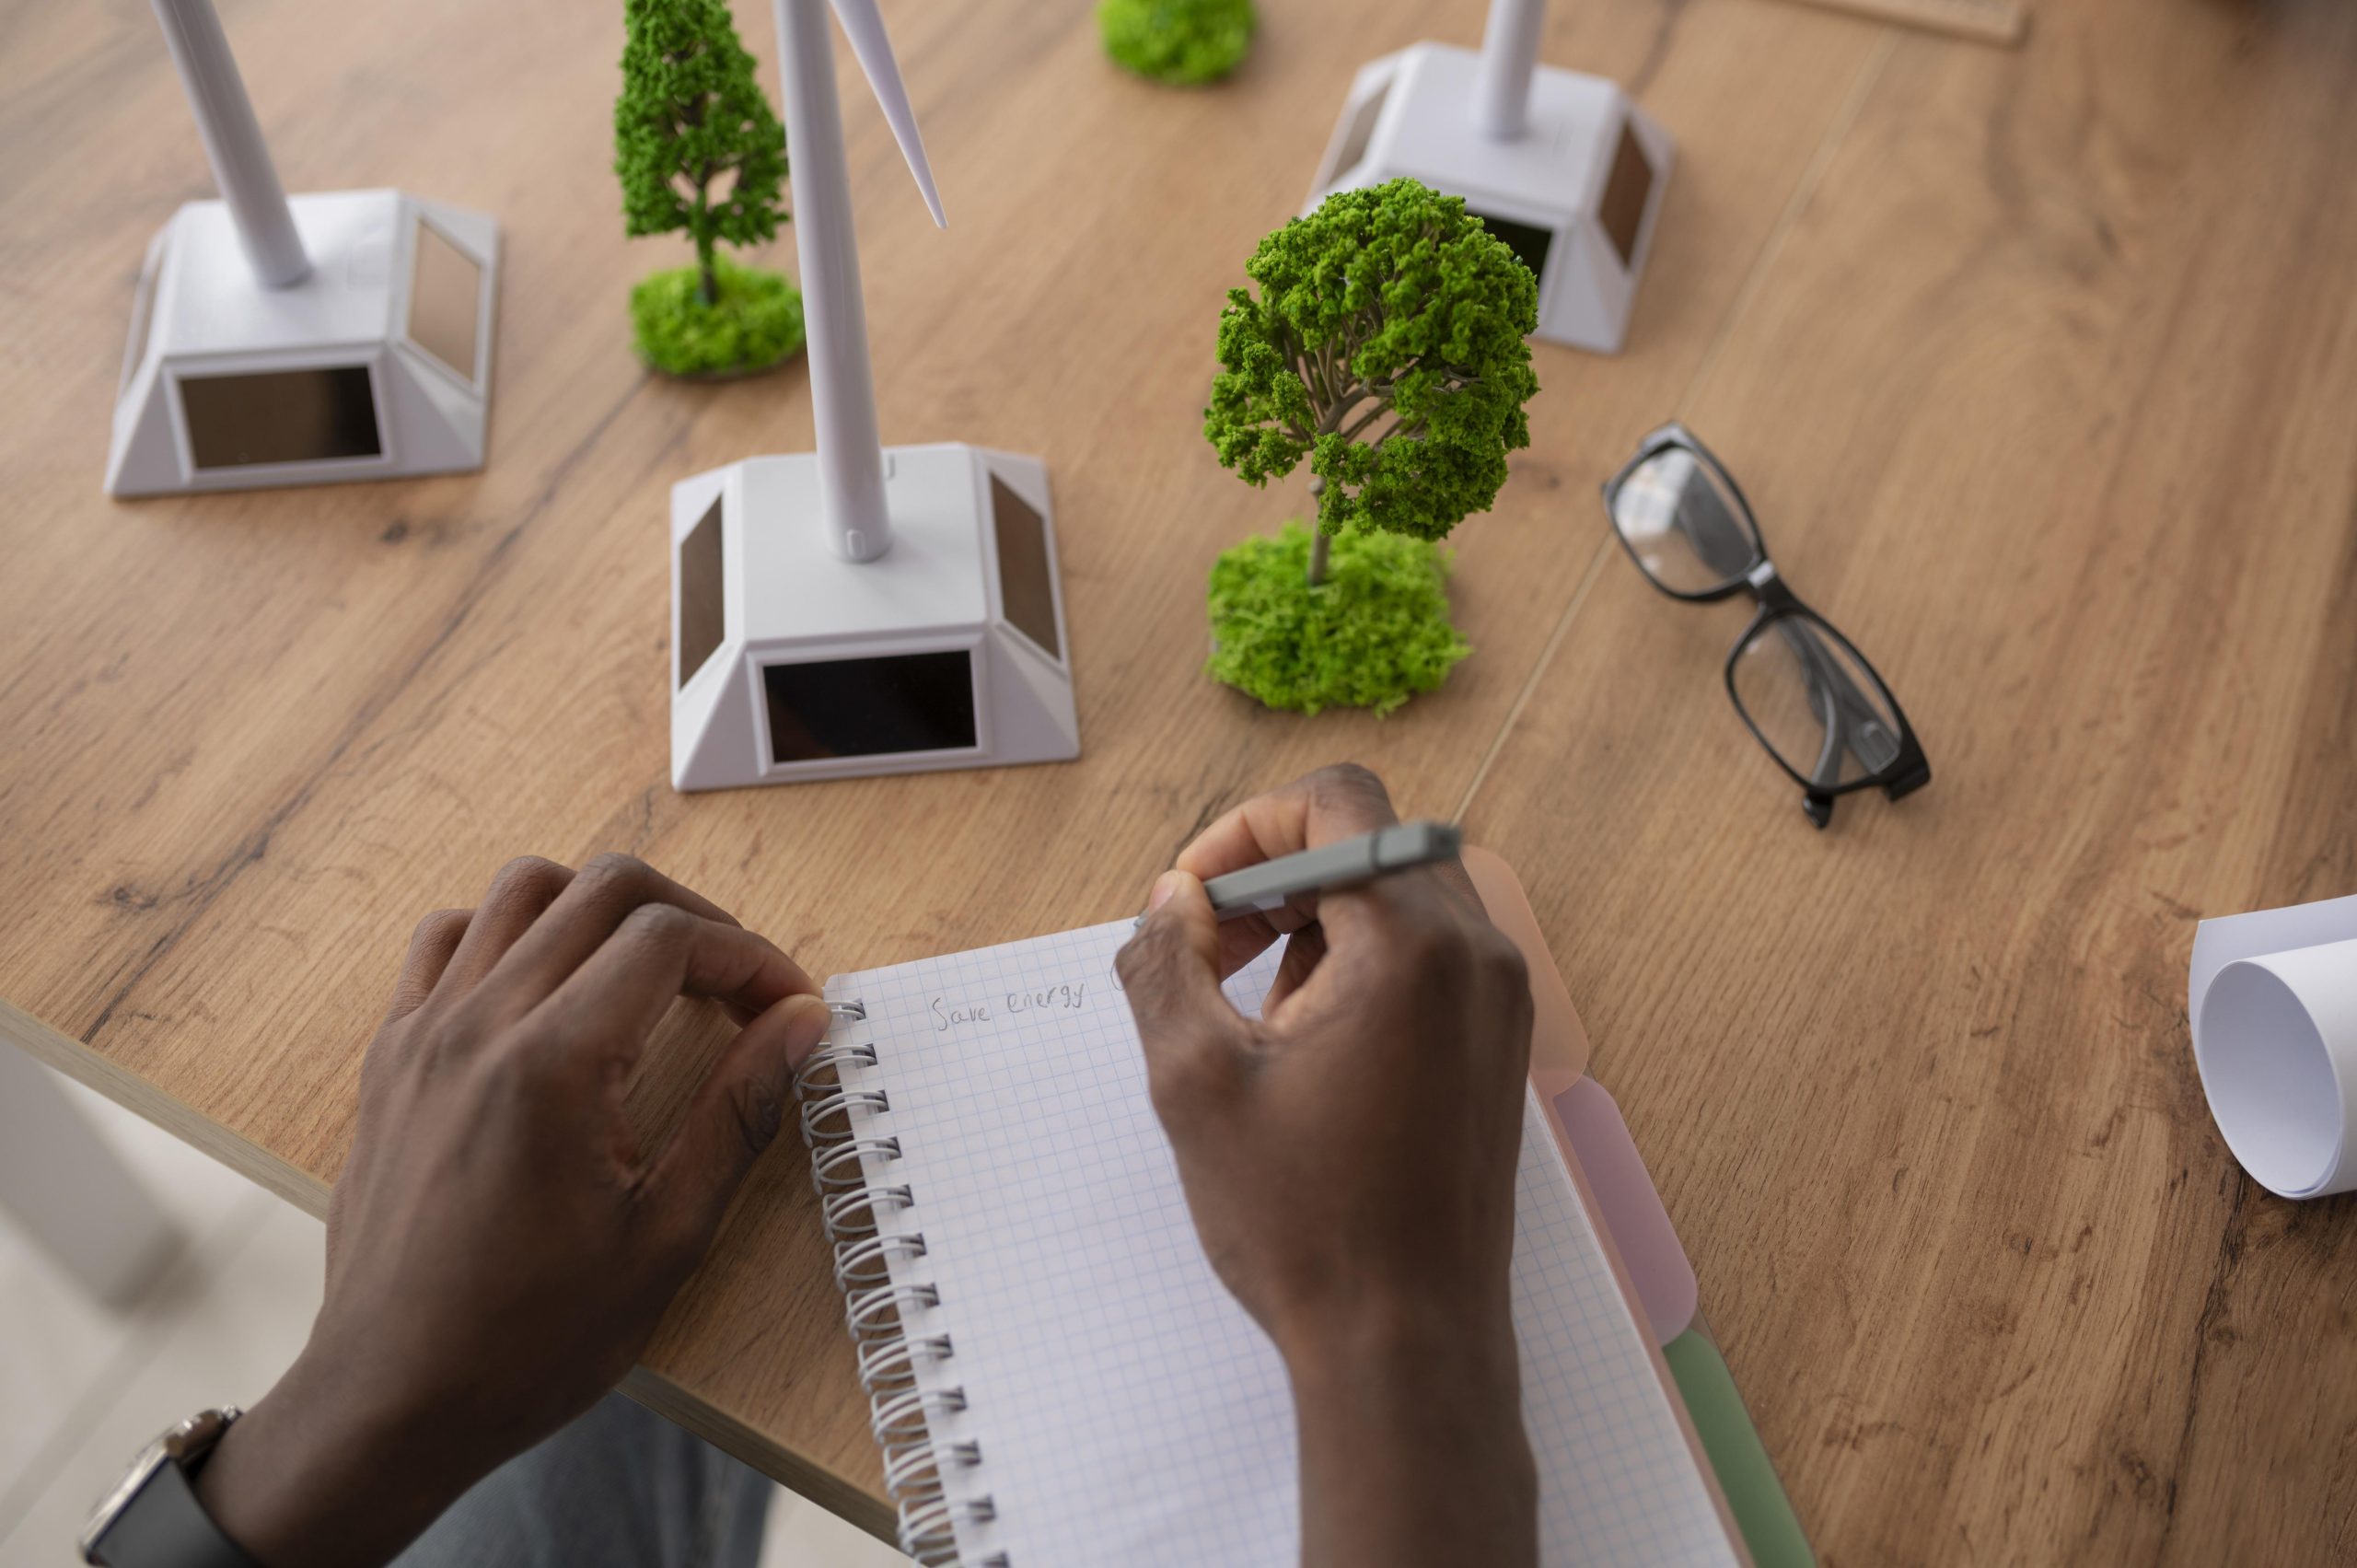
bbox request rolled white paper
[2189,894,2357,1199]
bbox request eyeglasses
[1601,423,1930,828]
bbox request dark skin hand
[193,854,833,1568]
[1117,763,1540,1568]
[187,770,1531,1568]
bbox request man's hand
[195,854,832,1568]
[1116,764,1539,1568]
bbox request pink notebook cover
[1462,847,1739,1559]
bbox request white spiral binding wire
[795,1000,1007,1568]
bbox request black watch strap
[88,1455,261,1568]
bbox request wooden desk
[4,0,2352,1556]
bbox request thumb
[1118,872,1245,1113]
[654,992,835,1258]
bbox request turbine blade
[827,0,946,227]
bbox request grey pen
[1139,821,1464,924]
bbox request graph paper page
[827,918,1736,1567]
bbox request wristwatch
[78,1408,261,1568]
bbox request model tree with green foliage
[1098,0,1256,87]
[1200,178,1540,714]
[615,0,805,376]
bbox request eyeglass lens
[1610,447,1763,596]
[1731,611,1905,789]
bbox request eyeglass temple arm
[1763,621,1848,830]
[1675,488,1760,583]
[1772,618,1903,787]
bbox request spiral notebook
[795,918,1746,1567]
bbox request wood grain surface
[3,0,2351,1558]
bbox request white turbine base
[1307,43,1673,355]
[668,443,1081,793]
[106,189,498,497]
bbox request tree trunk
[1306,476,1330,587]
[695,226,717,307]
[693,171,717,306]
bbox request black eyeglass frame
[1601,421,1932,828]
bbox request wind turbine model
[667,0,1077,792]
[1307,0,1672,354]
[107,0,498,497]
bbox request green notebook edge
[1665,1329,1816,1568]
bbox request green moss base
[1206,521,1470,717]
[1098,0,1255,86]
[629,259,806,378]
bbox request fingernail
[1147,871,1187,912]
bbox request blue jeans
[390,1393,772,1568]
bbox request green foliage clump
[615,0,787,314]
[1206,521,1469,716]
[1203,178,1539,549]
[1098,0,1255,86]
[631,258,805,377]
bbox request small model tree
[1201,178,1540,714]
[1098,0,1256,87]
[615,0,805,377]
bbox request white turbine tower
[666,0,1078,793]
[107,0,499,497]
[1306,0,1675,354]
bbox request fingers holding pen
[1119,872,1253,1122]
[1179,764,1483,925]
[1177,763,1403,879]
[1176,764,1401,977]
